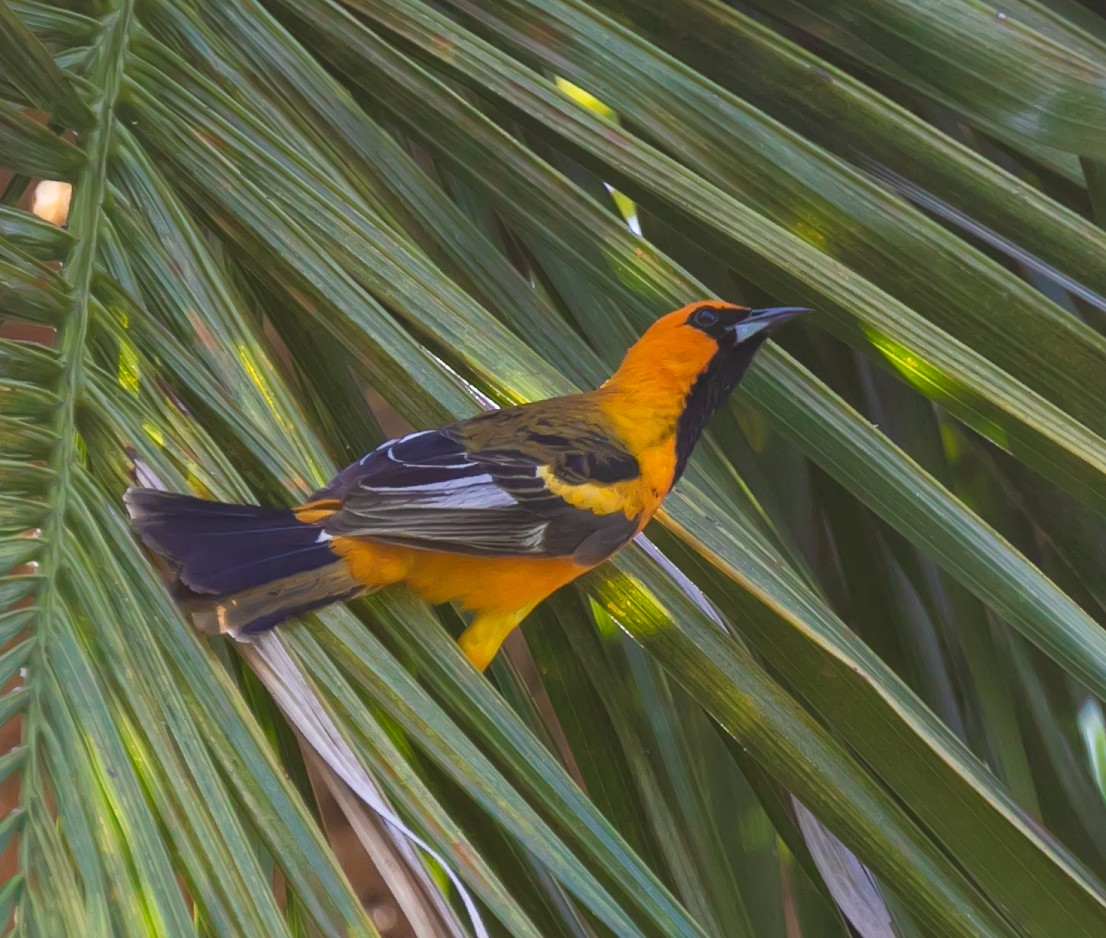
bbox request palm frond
[4,0,1106,936]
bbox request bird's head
[607,300,810,477]
[614,300,809,391]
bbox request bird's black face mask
[675,305,810,479]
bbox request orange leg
[457,606,534,671]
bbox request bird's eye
[691,307,719,328]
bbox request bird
[125,301,808,671]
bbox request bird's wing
[313,408,641,563]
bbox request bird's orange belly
[330,537,588,616]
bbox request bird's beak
[731,306,812,343]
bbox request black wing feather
[314,412,640,562]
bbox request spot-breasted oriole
[126,301,808,670]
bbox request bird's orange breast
[631,441,679,522]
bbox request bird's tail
[124,488,363,637]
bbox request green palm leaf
[3,0,1106,935]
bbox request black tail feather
[124,488,336,595]
[124,488,360,634]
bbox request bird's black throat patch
[673,335,768,481]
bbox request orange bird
[126,301,808,670]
